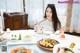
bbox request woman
[34,4,61,33]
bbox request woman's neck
[47,19,52,22]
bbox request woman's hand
[34,24,41,32]
[34,23,44,34]
[0,32,2,36]
[60,25,66,33]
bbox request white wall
[6,0,23,12]
[0,16,2,30]
[0,0,24,30]
[0,0,6,12]
[0,0,6,30]
[0,0,23,12]
[71,0,80,33]
[0,0,68,29]
[25,0,44,28]
[0,16,3,31]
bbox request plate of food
[9,46,33,53]
[53,43,79,53]
[37,38,59,51]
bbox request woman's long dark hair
[44,4,61,31]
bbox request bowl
[0,40,7,45]
[22,35,32,41]
[0,37,8,45]
[10,38,18,42]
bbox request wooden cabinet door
[4,13,28,30]
[4,15,13,30]
[13,15,22,30]
[22,14,28,29]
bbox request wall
[25,0,44,28]
[6,0,23,12]
[0,0,68,29]
[0,0,23,30]
[0,0,23,12]
[0,16,3,31]
[71,0,80,33]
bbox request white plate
[22,36,33,41]
[8,46,32,53]
[8,46,39,53]
[53,44,80,53]
[43,31,53,35]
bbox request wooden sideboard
[3,12,28,30]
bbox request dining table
[0,30,80,53]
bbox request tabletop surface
[0,30,80,53]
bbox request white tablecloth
[0,30,80,53]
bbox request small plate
[43,31,53,35]
[0,38,8,45]
[53,44,79,53]
[0,40,7,45]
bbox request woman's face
[46,7,52,21]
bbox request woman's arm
[60,24,66,33]
[34,23,40,31]
[55,22,66,34]
[34,19,46,32]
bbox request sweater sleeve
[34,19,45,32]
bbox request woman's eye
[50,11,52,13]
[46,11,48,12]
[46,11,52,13]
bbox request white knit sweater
[34,19,55,33]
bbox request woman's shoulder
[34,19,46,25]
[39,19,47,23]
